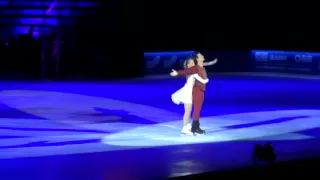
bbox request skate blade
[193,132,206,136]
[181,132,193,136]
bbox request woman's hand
[170,69,178,76]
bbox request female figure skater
[171,58,209,136]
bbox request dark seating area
[0,0,101,80]
[0,34,41,79]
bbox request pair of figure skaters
[170,52,217,136]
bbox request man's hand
[207,58,218,65]
[170,69,178,76]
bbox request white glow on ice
[0,90,317,159]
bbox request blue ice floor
[1,74,320,179]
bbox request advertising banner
[252,50,320,74]
[144,51,195,75]
[144,51,253,75]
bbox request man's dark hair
[192,52,201,64]
[193,52,201,59]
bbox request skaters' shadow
[0,108,158,149]
[0,139,101,149]
[93,107,157,124]
[206,116,309,133]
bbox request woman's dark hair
[183,58,196,68]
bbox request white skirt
[171,85,193,105]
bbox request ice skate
[191,121,206,136]
[186,123,191,131]
[181,125,193,136]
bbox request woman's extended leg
[181,103,193,135]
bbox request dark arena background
[0,1,320,180]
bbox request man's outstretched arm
[203,58,218,66]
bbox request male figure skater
[170,52,217,135]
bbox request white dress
[171,74,209,105]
